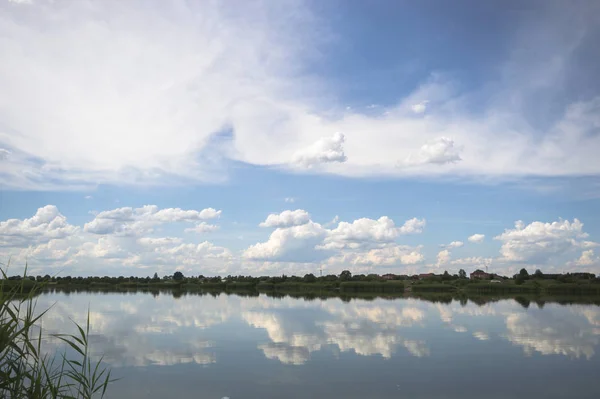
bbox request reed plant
[0,263,115,398]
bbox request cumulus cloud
[0,205,78,248]
[442,241,464,249]
[0,204,235,276]
[326,217,400,246]
[137,237,183,247]
[436,249,451,267]
[184,222,219,234]
[259,210,311,228]
[245,213,425,269]
[322,216,425,251]
[84,205,221,236]
[327,244,424,268]
[450,257,493,269]
[398,217,427,234]
[411,100,429,114]
[244,221,328,262]
[575,250,598,267]
[291,133,347,167]
[404,137,462,166]
[468,234,485,243]
[494,219,594,263]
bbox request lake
[35,291,600,399]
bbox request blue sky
[1,0,599,276]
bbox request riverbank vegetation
[0,267,114,398]
[5,268,597,296]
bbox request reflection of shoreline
[43,286,600,307]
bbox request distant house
[382,274,396,280]
[470,270,491,280]
[418,273,435,280]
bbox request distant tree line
[2,268,597,286]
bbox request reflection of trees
[514,296,531,309]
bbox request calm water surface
[37,292,600,399]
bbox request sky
[1,0,600,277]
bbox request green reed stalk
[0,261,116,398]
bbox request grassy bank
[256,281,338,293]
[339,281,405,293]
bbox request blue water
[36,292,600,398]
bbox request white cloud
[443,241,464,249]
[0,205,79,248]
[84,195,93,200]
[291,133,347,167]
[411,100,429,114]
[0,1,599,191]
[468,234,485,243]
[83,205,221,236]
[0,148,10,160]
[323,215,339,228]
[575,250,598,266]
[326,217,400,245]
[243,221,327,262]
[137,237,183,247]
[404,137,462,166]
[184,222,219,234]
[0,0,324,189]
[3,203,599,277]
[398,217,427,234]
[450,257,493,269]
[436,249,451,267]
[245,213,425,268]
[322,217,425,251]
[259,209,311,228]
[327,244,424,268]
[284,197,295,203]
[473,331,490,341]
[494,219,594,263]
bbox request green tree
[519,268,529,280]
[152,272,159,281]
[458,269,467,279]
[442,270,451,281]
[534,269,543,278]
[303,273,317,283]
[173,271,184,281]
[339,270,352,281]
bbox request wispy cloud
[0,1,598,190]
